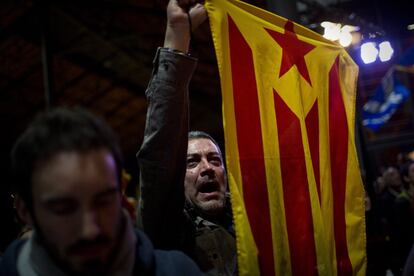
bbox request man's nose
[80,210,101,240]
[200,159,214,177]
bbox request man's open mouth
[198,181,221,199]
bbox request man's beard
[31,212,125,276]
[189,195,227,219]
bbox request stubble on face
[184,138,227,216]
[33,223,120,275]
[30,150,123,275]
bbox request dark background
[1,0,413,251]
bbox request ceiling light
[361,42,378,64]
[378,41,394,62]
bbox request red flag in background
[205,0,366,275]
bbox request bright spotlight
[321,22,359,47]
[340,25,359,47]
[378,41,394,62]
[361,42,378,64]
[339,29,353,47]
[321,21,341,41]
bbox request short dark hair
[188,131,222,156]
[11,107,123,207]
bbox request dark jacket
[0,229,202,276]
[137,48,237,275]
[403,244,414,276]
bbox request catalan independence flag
[205,0,366,275]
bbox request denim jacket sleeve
[137,48,197,249]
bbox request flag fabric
[205,0,366,275]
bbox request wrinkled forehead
[187,138,221,156]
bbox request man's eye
[210,157,222,166]
[187,159,198,169]
[49,203,77,215]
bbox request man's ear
[14,195,34,227]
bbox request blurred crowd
[366,152,414,275]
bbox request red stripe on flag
[228,15,275,276]
[329,57,352,275]
[305,101,321,204]
[274,90,318,276]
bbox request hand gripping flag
[205,0,366,275]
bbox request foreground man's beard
[32,212,125,276]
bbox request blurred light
[378,41,394,62]
[361,42,378,64]
[339,31,352,47]
[408,24,414,31]
[368,33,377,39]
[351,31,362,45]
[338,25,356,47]
[321,22,359,47]
[342,25,359,33]
[308,23,319,29]
[321,21,341,41]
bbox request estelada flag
[205,0,366,275]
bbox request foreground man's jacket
[0,223,201,275]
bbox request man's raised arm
[137,0,206,249]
